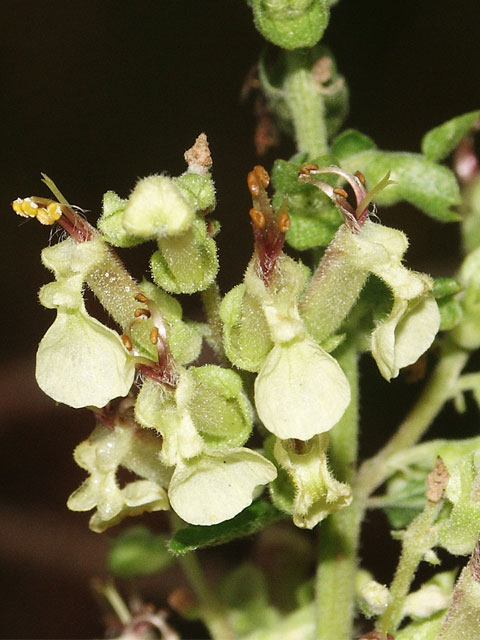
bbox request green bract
[122,174,194,238]
[67,423,170,532]
[438,452,480,556]
[168,448,277,526]
[451,247,480,349]
[174,172,216,213]
[151,216,218,293]
[274,435,352,528]
[249,0,329,50]
[98,191,144,248]
[36,237,135,408]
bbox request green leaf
[271,155,342,250]
[168,499,285,555]
[330,128,375,163]
[342,150,461,222]
[107,526,174,578]
[422,110,480,162]
[433,277,462,299]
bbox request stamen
[134,308,151,318]
[12,196,63,225]
[253,165,270,188]
[135,292,148,303]
[333,187,349,199]
[355,170,366,185]
[150,327,159,345]
[121,334,133,351]
[247,171,260,196]
[277,212,290,233]
[298,163,320,176]
[249,207,266,229]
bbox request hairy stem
[178,552,235,640]
[315,339,359,640]
[201,283,228,364]
[284,50,328,158]
[377,498,444,636]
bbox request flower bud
[249,0,330,50]
[122,175,194,239]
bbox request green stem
[284,50,328,158]
[356,338,469,501]
[377,498,444,636]
[315,339,359,640]
[179,552,235,640]
[201,283,228,364]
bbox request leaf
[168,499,285,555]
[330,128,375,163]
[342,150,461,222]
[107,526,174,578]
[422,110,480,162]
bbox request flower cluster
[15,146,441,532]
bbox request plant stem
[178,552,235,640]
[201,283,228,364]
[315,339,359,640]
[356,338,469,501]
[377,498,444,637]
[284,50,328,158]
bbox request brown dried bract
[426,456,449,503]
[184,132,212,175]
[311,56,333,85]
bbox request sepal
[151,216,218,293]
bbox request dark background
[1,1,480,637]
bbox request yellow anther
[12,197,62,225]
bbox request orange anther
[121,334,133,351]
[277,212,290,233]
[253,165,270,189]
[355,170,366,185]
[333,187,349,198]
[299,163,319,176]
[134,308,151,318]
[249,207,266,229]
[247,171,260,196]
[150,327,159,344]
[135,292,148,303]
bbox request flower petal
[168,448,277,525]
[36,309,135,408]
[254,339,350,440]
